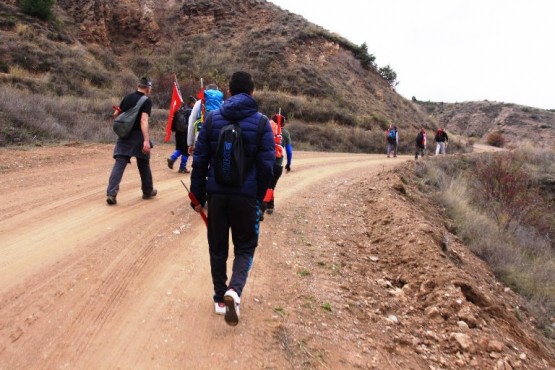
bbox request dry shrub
[15,23,34,39]
[486,131,505,147]
[0,85,115,145]
[471,152,540,231]
[10,41,57,73]
[256,89,310,118]
[287,122,387,153]
[419,154,555,338]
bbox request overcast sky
[268,0,555,110]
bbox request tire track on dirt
[0,146,404,369]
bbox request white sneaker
[214,302,226,315]
[223,289,240,326]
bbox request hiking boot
[214,302,226,315]
[142,189,157,199]
[223,289,240,326]
[106,195,117,205]
[167,158,174,170]
[178,168,190,174]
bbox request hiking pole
[180,180,208,227]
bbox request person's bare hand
[142,140,151,154]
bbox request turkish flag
[164,79,183,143]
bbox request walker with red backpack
[262,109,286,217]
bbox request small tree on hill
[355,42,376,70]
[21,0,55,20]
[378,65,398,86]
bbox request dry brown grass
[486,131,505,147]
[416,151,555,338]
[0,85,114,144]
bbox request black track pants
[207,193,260,302]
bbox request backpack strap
[205,113,267,152]
[133,95,148,112]
[203,111,214,135]
[202,111,214,155]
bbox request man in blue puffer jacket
[190,71,275,326]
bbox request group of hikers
[106,71,452,327]
[106,72,292,326]
[385,124,449,159]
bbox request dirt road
[2,143,554,369]
[0,144,398,369]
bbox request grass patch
[416,150,555,338]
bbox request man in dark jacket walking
[190,71,275,326]
[106,77,157,205]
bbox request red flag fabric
[164,79,183,142]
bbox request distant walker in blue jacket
[190,71,275,326]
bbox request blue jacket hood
[220,93,259,122]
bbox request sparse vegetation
[0,85,171,146]
[471,152,542,231]
[273,307,286,316]
[20,0,55,20]
[416,149,555,338]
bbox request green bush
[354,42,376,69]
[378,65,398,86]
[21,0,55,20]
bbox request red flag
[164,78,183,143]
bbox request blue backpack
[387,128,396,142]
[193,89,224,137]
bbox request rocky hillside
[1,1,553,150]
[417,100,555,148]
[0,0,437,148]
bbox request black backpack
[205,113,267,187]
[172,106,189,133]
